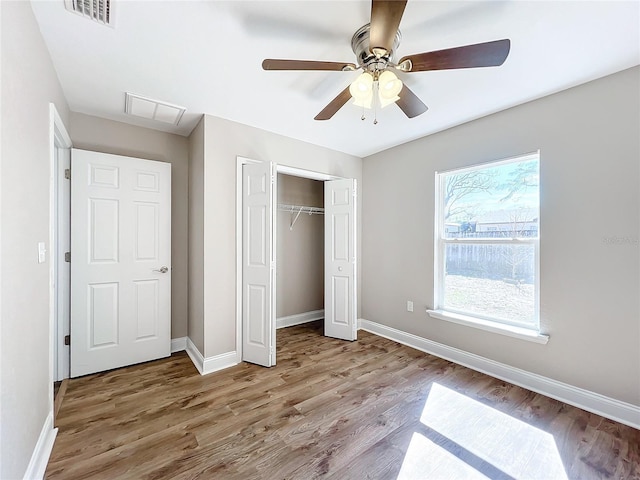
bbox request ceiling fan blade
[398,39,511,72]
[262,59,357,71]
[396,85,428,118]
[370,0,407,56]
[314,86,352,121]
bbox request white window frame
[429,152,548,344]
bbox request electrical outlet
[407,300,414,312]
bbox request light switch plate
[38,242,46,263]
[407,300,414,312]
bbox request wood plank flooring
[46,322,640,479]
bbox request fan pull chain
[373,81,379,125]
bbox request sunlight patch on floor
[416,382,568,480]
[397,432,491,480]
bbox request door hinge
[64,168,71,180]
[64,335,70,346]
[64,252,71,262]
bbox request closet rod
[277,203,324,230]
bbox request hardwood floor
[47,322,640,479]
[53,379,68,422]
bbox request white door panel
[242,161,276,367]
[325,179,357,341]
[71,149,171,377]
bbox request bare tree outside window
[444,171,495,222]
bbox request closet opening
[276,174,325,337]
[237,157,358,368]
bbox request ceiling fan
[262,0,510,121]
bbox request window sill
[426,309,549,344]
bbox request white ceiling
[31,1,640,157]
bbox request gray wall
[361,66,640,405]
[190,114,362,358]
[69,113,190,339]
[0,2,70,477]
[277,174,324,318]
[188,117,205,353]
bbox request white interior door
[324,178,357,341]
[242,161,276,367]
[71,149,171,377]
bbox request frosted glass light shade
[349,72,374,109]
[353,96,373,109]
[379,95,400,108]
[378,70,402,101]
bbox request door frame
[235,156,347,362]
[49,103,72,413]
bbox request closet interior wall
[276,174,325,320]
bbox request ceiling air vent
[125,93,186,126]
[64,0,114,27]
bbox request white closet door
[242,161,276,366]
[324,178,357,341]
[71,149,171,377]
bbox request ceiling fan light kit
[348,70,403,123]
[262,0,511,123]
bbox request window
[431,152,542,338]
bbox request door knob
[154,266,169,273]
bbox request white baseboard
[24,412,58,480]
[171,336,187,353]
[276,309,324,329]
[185,338,239,376]
[358,318,640,429]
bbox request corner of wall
[186,117,205,354]
[185,338,238,376]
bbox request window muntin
[435,153,540,330]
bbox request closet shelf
[278,203,324,230]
